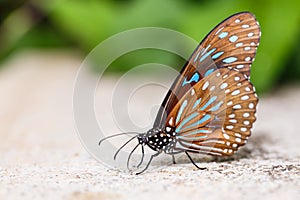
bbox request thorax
[139,127,177,151]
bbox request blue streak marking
[229,35,238,42]
[219,32,228,38]
[223,57,237,63]
[178,135,208,140]
[200,96,217,111]
[193,52,201,63]
[204,69,214,77]
[182,73,199,86]
[193,98,202,109]
[182,114,211,131]
[199,48,216,62]
[236,43,243,47]
[176,100,188,124]
[209,101,224,112]
[177,129,211,139]
[175,112,198,132]
[212,51,224,59]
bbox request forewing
[154,12,260,128]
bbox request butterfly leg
[136,152,160,175]
[185,151,207,170]
[172,154,176,164]
[127,144,140,170]
[136,145,145,168]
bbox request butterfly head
[137,133,148,144]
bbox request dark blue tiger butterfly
[99,12,261,174]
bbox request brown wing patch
[169,68,258,156]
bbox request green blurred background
[0,0,299,93]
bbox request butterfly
[99,12,261,174]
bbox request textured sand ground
[0,50,299,200]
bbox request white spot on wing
[229,35,238,42]
[235,133,242,137]
[241,127,247,132]
[236,42,243,47]
[229,114,235,118]
[229,119,237,123]
[248,32,254,37]
[243,113,250,117]
[241,95,249,100]
[219,32,229,39]
[243,121,250,125]
[191,89,195,95]
[220,83,228,89]
[235,138,242,143]
[231,90,240,96]
[233,104,242,109]
[169,117,173,125]
[202,81,209,90]
[223,133,230,139]
[226,125,234,130]
[249,103,254,109]
[223,74,229,79]
[235,19,241,23]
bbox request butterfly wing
[154,12,260,128]
[168,68,258,156]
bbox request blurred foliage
[0,0,299,94]
[0,0,26,23]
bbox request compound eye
[137,137,143,144]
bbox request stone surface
[0,50,299,200]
